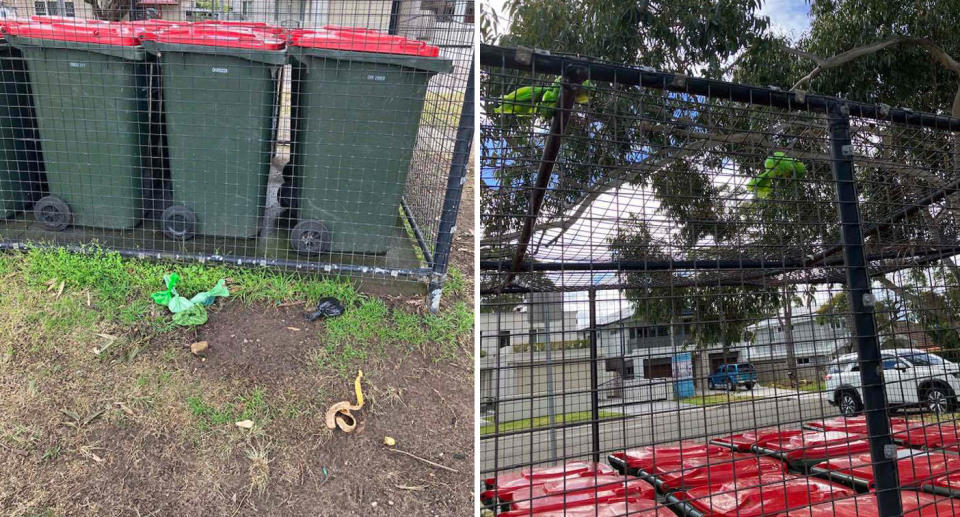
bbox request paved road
[480,389,840,473]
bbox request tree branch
[786,36,960,101]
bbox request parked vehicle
[708,363,757,391]
[826,348,960,415]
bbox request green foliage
[480,410,621,435]
[187,387,270,432]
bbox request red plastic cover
[712,427,798,452]
[139,25,284,50]
[892,421,960,449]
[528,498,672,517]
[656,454,785,492]
[3,20,139,46]
[754,430,871,462]
[480,462,616,501]
[502,497,667,517]
[289,25,440,57]
[500,476,654,505]
[817,451,960,488]
[617,442,727,471]
[783,491,960,516]
[806,415,908,434]
[676,474,854,517]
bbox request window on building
[497,330,510,349]
[629,328,636,339]
[464,0,474,23]
[644,357,673,378]
[797,357,812,365]
[37,1,74,16]
[657,326,669,337]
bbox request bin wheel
[291,220,331,255]
[161,205,196,241]
[34,196,71,231]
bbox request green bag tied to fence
[150,274,229,325]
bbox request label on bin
[366,74,386,81]
[211,67,229,74]
[69,62,86,68]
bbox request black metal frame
[477,42,960,516]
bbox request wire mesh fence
[480,44,960,517]
[0,0,473,302]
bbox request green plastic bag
[173,305,208,326]
[150,273,181,306]
[150,274,230,321]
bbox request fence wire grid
[480,44,960,517]
[0,0,473,304]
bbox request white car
[825,348,960,415]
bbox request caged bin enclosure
[0,1,473,308]
[480,43,960,517]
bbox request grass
[2,246,472,375]
[480,410,622,435]
[680,394,756,406]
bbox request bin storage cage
[480,43,960,517]
[0,1,473,307]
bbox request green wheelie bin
[0,27,42,219]
[4,20,149,230]
[140,25,285,240]
[286,27,452,255]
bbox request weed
[41,446,60,463]
[443,267,466,297]
[245,441,272,496]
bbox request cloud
[759,0,812,39]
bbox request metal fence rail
[480,43,960,517]
[0,1,473,307]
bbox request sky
[484,0,812,42]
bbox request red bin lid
[124,19,182,36]
[289,25,439,57]
[195,20,284,36]
[140,25,284,50]
[3,20,139,46]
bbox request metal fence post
[827,101,902,516]
[589,288,601,464]
[428,59,475,312]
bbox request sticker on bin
[289,25,440,57]
[524,498,672,517]
[892,421,960,449]
[655,454,785,492]
[753,430,871,463]
[711,427,798,452]
[139,25,285,50]
[671,473,854,517]
[3,20,140,46]
[782,490,960,517]
[811,450,960,489]
[804,415,908,434]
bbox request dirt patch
[186,303,319,384]
[0,294,473,516]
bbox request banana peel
[324,370,365,433]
